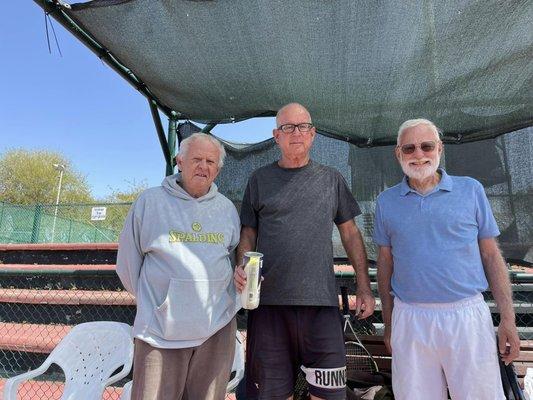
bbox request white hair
[177,133,226,167]
[397,119,441,145]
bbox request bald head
[276,103,312,127]
[273,103,316,166]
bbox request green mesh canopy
[39,0,532,145]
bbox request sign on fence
[90,207,107,221]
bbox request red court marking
[0,264,116,271]
[0,289,135,306]
[0,379,124,399]
[0,323,71,353]
[0,243,118,251]
[334,264,355,273]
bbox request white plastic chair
[3,321,134,400]
[119,380,132,400]
[119,331,245,400]
[227,330,245,392]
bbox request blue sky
[0,2,273,200]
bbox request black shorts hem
[258,392,294,400]
[308,385,347,400]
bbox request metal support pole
[177,122,183,148]
[148,99,173,176]
[51,164,65,242]
[498,136,517,229]
[33,0,174,118]
[31,204,42,243]
[0,202,4,234]
[201,123,217,133]
[167,112,178,176]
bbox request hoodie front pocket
[149,278,228,341]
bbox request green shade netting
[47,0,532,145]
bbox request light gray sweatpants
[131,317,236,400]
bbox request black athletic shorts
[246,305,346,400]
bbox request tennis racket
[293,287,380,399]
[341,286,379,374]
[293,369,309,400]
[497,334,525,400]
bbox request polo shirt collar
[437,169,453,192]
[399,176,412,196]
[400,168,453,196]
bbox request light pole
[51,163,66,242]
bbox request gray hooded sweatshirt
[116,173,241,348]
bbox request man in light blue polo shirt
[374,118,519,399]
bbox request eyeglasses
[277,123,314,134]
[398,141,438,155]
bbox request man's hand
[383,325,392,355]
[479,238,520,365]
[233,265,246,293]
[235,226,258,294]
[355,288,375,319]
[498,318,520,365]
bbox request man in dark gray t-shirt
[234,103,375,400]
[240,160,359,307]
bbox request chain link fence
[0,268,132,399]
[0,262,248,399]
[336,265,533,338]
[0,202,132,244]
[0,264,530,399]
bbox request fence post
[0,202,4,231]
[31,204,43,243]
[68,218,73,243]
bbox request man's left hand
[498,319,520,365]
[355,289,375,319]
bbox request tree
[0,149,93,205]
[104,180,148,203]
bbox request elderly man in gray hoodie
[117,133,241,400]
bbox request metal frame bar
[34,0,182,172]
[201,123,217,134]
[33,0,174,118]
[167,113,178,176]
[148,100,173,176]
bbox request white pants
[391,294,505,400]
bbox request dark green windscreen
[45,0,532,146]
[179,122,532,263]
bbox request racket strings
[293,370,308,400]
[292,305,379,398]
[345,341,377,374]
[344,315,379,373]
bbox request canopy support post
[498,137,517,230]
[167,112,178,176]
[201,123,217,133]
[148,99,173,176]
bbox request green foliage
[99,181,147,236]
[0,149,93,205]
[104,180,148,203]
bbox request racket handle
[341,286,349,315]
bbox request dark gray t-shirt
[240,160,361,306]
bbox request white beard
[400,158,439,181]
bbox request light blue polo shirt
[373,169,500,303]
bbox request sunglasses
[399,141,438,155]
